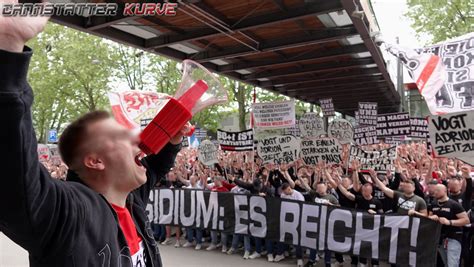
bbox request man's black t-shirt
[336,187,357,208]
[355,195,383,213]
[429,199,465,242]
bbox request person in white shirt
[182,175,204,250]
[275,183,304,267]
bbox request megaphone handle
[177,80,209,112]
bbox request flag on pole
[386,44,446,114]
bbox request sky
[371,0,429,48]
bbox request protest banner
[357,102,378,126]
[427,111,474,165]
[376,112,411,138]
[319,98,335,117]
[354,126,378,146]
[108,90,171,130]
[298,113,325,138]
[217,129,253,151]
[48,144,62,165]
[198,140,218,166]
[147,188,441,266]
[421,33,474,114]
[37,144,50,162]
[284,119,301,137]
[409,118,429,139]
[328,119,354,144]
[181,137,189,147]
[257,135,300,164]
[252,100,295,129]
[194,128,207,139]
[384,136,406,146]
[350,146,397,172]
[300,138,342,165]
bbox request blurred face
[282,186,292,196]
[214,178,222,187]
[402,181,415,195]
[448,178,462,193]
[168,172,177,182]
[316,183,327,195]
[433,185,447,199]
[189,175,197,186]
[428,184,437,195]
[361,184,373,198]
[84,118,146,192]
[341,177,352,189]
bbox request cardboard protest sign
[376,112,411,137]
[357,102,378,126]
[252,100,295,129]
[194,128,207,139]
[409,117,429,139]
[257,135,300,164]
[198,140,218,166]
[300,138,342,165]
[284,119,301,137]
[108,90,171,130]
[428,111,474,165]
[217,129,254,151]
[319,98,335,117]
[354,126,378,146]
[37,144,50,162]
[328,119,354,144]
[182,137,190,147]
[350,146,397,172]
[48,144,62,165]
[298,113,325,138]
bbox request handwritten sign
[320,98,335,117]
[257,135,300,164]
[198,140,218,166]
[328,119,354,144]
[37,144,50,162]
[298,113,325,138]
[428,111,474,165]
[300,138,342,165]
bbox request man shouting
[0,3,185,266]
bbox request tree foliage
[27,22,316,139]
[405,0,473,44]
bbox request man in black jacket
[0,8,185,267]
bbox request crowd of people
[146,142,473,267]
[37,140,473,267]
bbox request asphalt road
[1,233,391,267]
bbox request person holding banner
[371,168,428,217]
[337,178,383,267]
[429,184,470,267]
[275,183,305,267]
[447,165,473,267]
[0,10,191,267]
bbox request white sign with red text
[252,100,295,129]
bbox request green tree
[405,0,473,44]
[27,23,117,141]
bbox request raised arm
[370,169,395,198]
[0,12,92,257]
[337,183,355,201]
